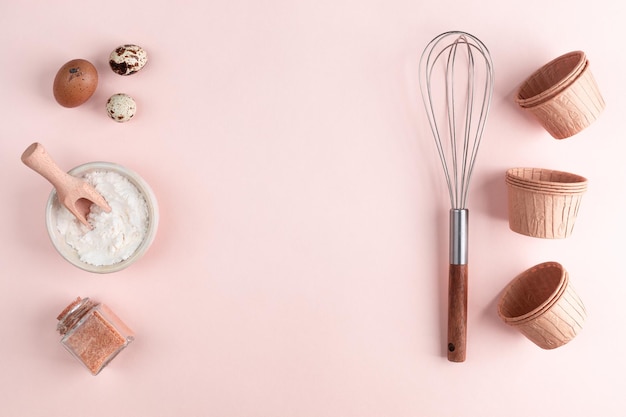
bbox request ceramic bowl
[45,161,159,273]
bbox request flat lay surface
[1,0,625,416]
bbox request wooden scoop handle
[21,142,71,191]
[448,263,468,362]
[21,142,110,228]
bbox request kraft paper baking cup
[506,181,586,239]
[518,60,605,139]
[516,51,587,108]
[498,262,567,324]
[498,262,587,349]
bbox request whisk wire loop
[419,31,494,209]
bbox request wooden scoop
[21,142,111,228]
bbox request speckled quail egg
[109,44,148,76]
[106,93,137,122]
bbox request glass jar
[57,297,134,375]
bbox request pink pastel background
[1,1,625,416]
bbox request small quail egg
[106,93,137,122]
[109,44,148,76]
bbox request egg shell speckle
[106,93,137,122]
[109,44,148,76]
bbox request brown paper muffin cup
[506,182,585,239]
[498,262,586,349]
[516,51,586,108]
[520,61,605,139]
[498,262,567,324]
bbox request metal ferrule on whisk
[450,209,468,265]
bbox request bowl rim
[45,161,159,274]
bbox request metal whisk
[419,31,494,362]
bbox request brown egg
[52,59,98,108]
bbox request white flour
[55,170,149,266]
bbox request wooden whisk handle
[448,263,468,362]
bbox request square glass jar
[57,297,134,375]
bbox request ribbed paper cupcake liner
[498,262,587,349]
[512,281,586,349]
[513,271,569,325]
[516,51,587,108]
[498,262,567,324]
[521,60,605,139]
[507,183,585,239]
